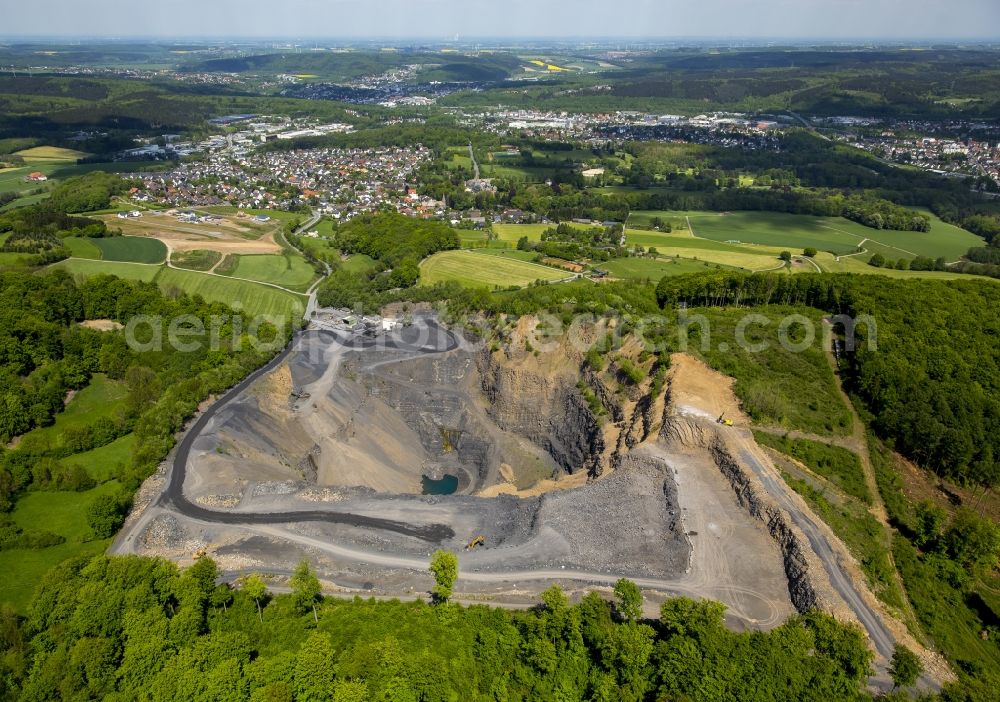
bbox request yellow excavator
[717,414,734,427]
[192,544,215,560]
[466,535,485,551]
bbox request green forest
[0,554,879,702]
[0,270,285,531]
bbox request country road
[468,141,480,180]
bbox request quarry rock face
[477,348,605,477]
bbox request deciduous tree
[429,550,458,603]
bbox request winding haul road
[157,321,461,542]
[113,316,921,686]
[739,448,896,661]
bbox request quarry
[114,313,919,671]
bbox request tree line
[0,552,885,701]
[0,270,286,526]
[655,272,1000,493]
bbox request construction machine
[466,535,485,551]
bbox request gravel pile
[536,459,691,577]
[141,514,202,553]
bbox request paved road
[468,142,481,180]
[788,111,831,141]
[158,321,461,543]
[284,211,326,321]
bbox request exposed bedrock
[661,412,823,613]
[709,441,820,613]
[477,348,605,476]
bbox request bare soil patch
[79,319,124,331]
[668,352,749,424]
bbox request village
[131,143,444,220]
[836,126,1000,188]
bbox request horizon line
[2,35,1000,44]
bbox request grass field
[420,250,569,288]
[755,432,871,503]
[314,217,337,238]
[17,374,127,447]
[54,258,161,282]
[341,254,380,275]
[64,433,136,483]
[671,210,983,261]
[223,253,317,291]
[493,223,571,244]
[861,209,983,260]
[94,236,167,264]
[156,267,305,322]
[0,161,163,195]
[694,307,853,436]
[625,228,787,271]
[812,251,987,280]
[458,230,492,247]
[466,248,541,263]
[171,249,222,271]
[0,537,110,612]
[0,251,33,266]
[62,237,103,259]
[14,145,89,163]
[0,479,121,611]
[686,212,875,255]
[445,151,556,182]
[602,256,735,280]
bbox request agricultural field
[221,252,317,291]
[625,227,788,271]
[419,249,569,288]
[672,210,982,261]
[13,145,89,163]
[170,249,222,271]
[104,210,282,251]
[492,223,551,244]
[812,251,984,280]
[602,256,736,280]
[94,235,167,263]
[52,258,161,282]
[458,229,493,247]
[465,248,542,263]
[443,148,557,182]
[156,267,306,322]
[0,161,161,196]
[0,165,55,194]
[62,237,102,259]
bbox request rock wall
[660,411,823,614]
[478,349,604,476]
[709,440,820,612]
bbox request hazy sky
[3,0,999,40]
